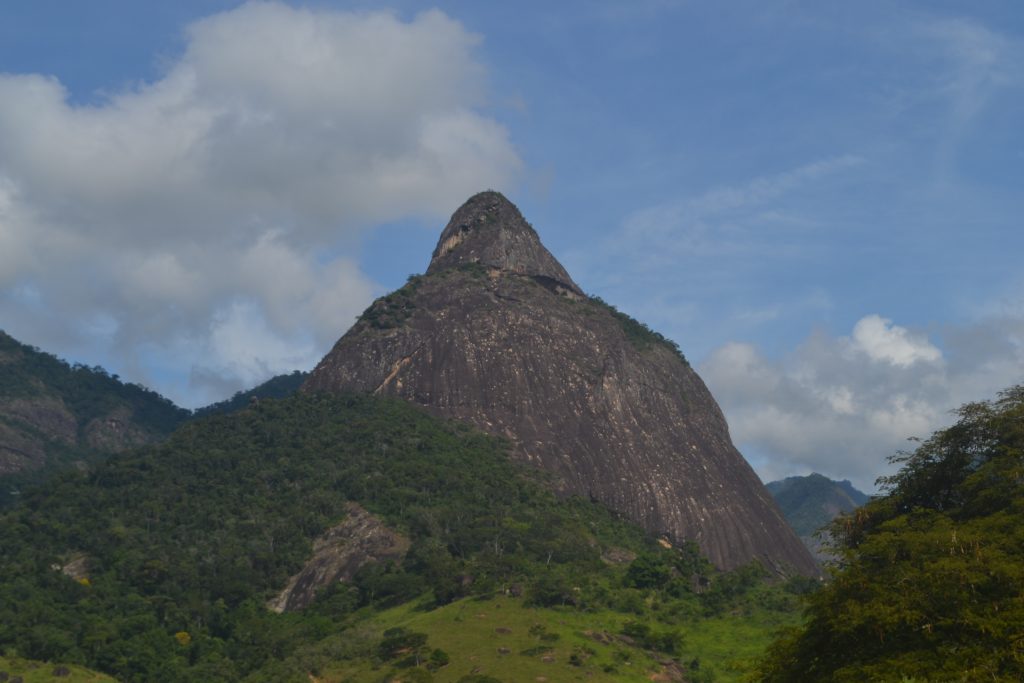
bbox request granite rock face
[305,191,818,576]
[268,502,409,613]
[427,191,583,296]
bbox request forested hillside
[192,371,308,418]
[757,386,1024,681]
[0,392,807,682]
[766,474,869,538]
[766,473,870,560]
[0,330,189,503]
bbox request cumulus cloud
[850,314,942,367]
[701,314,1024,492]
[0,2,521,405]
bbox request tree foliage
[191,371,307,418]
[0,388,801,681]
[756,386,1024,682]
[0,392,689,681]
[586,297,688,364]
[0,330,187,432]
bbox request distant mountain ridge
[0,330,313,502]
[0,330,190,499]
[766,472,870,560]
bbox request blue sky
[1,1,1021,489]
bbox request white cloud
[0,2,521,406]
[207,300,317,386]
[850,314,941,367]
[886,16,1024,180]
[701,313,1024,492]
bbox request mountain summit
[305,191,817,576]
[426,190,582,295]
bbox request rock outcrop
[268,502,409,613]
[304,191,818,576]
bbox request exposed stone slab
[268,502,409,613]
[305,192,818,577]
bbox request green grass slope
[319,593,800,683]
[0,655,116,682]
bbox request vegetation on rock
[586,296,688,364]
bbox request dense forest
[191,371,308,418]
[756,386,1024,681]
[0,331,191,505]
[0,331,187,434]
[0,392,806,682]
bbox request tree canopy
[756,386,1024,682]
[0,392,795,681]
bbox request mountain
[0,330,189,496]
[193,370,308,418]
[766,473,870,561]
[766,473,870,537]
[304,190,818,577]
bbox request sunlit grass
[321,593,802,682]
[0,656,117,682]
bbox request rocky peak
[306,192,819,577]
[426,190,582,295]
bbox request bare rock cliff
[304,191,818,576]
[268,502,409,613]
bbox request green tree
[756,386,1024,682]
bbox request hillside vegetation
[766,473,870,561]
[192,371,308,418]
[0,655,116,682]
[0,330,189,504]
[765,474,869,539]
[0,332,185,434]
[756,386,1024,681]
[0,393,806,682]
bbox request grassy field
[0,594,797,683]
[321,594,798,682]
[0,656,117,682]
